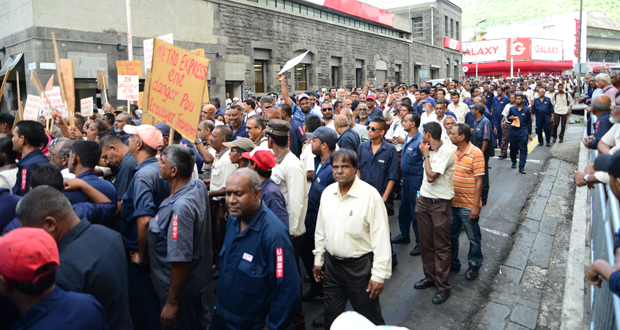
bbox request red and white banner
[531,38,563,61]
[302,0,394,27]
[462,39,507,63]
[443,37,462,51]
[507,38,531,61]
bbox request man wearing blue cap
[419,98,437,134]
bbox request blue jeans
[398,175,422,243]
[449,206,483,269]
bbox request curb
[560,128,589,330]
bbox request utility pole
[577,0,583,95]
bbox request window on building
[456,21,460,40]
[414,65,420,85]
[454,61,459,80]
[445,16,449,37]
[331,57,342,87]
[412,18,423,38]
[376,60,387,84]
[356,60,365,88]
[450,18,454,39]
[254,61,266,93]
[295,64,308,90]
[431,68,439,79]
[446,60,450,79]
[395,64,401,83]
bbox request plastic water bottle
[416,191,421,199]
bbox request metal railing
[589,143,620,330]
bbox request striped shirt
[452,143,485,208]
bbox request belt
[421,196,450,203]
[327,252,372,264]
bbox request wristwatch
[583,174,590,185]
[195,138,202,144]
[422,155,429,160]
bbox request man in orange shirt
[449,123,485,281]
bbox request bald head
[592,94,612,114]
[225,168,262,221]
[334,115,349,128]
[473,96,482,103]
[262,108,282,122]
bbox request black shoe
[546,142,551,147]
[511,162,517,169]
[302,288,324,301]
[538,142,543,146]
[498,154,507,159]
[451,266,461,273]
[481,200,487,206]
[552,138,557,143]
[409,245,421,256]
[559,139,563,143]
[304,275,310,283]
[519,167,526,174]
[392,254,398,268]
[312,312,325,327]
[414,278,436,290]
[466,267,479,280]
[432,290,450,304]
[387,208,395,216]
[391,234,411,244]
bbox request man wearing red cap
[120,124,172,329]
[365,94,383,121]
[0,227,108,330]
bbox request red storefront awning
[463,60,574,78]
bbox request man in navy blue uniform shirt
[470,103,495,205]
[213,169,300,330]
[491,87,510,148]
[300,127,337,305]
[584,95,614,150]
[507,94,533,174]
[120,124,171,330]
[0,227,108,330]
[12,120,49,196]
[531,88,555,147]
[148,145,211,329]
[16,186,132,330]
[228,105,250,140]
[64,140,117,207]
[155,122,205,174]
[99,134,138,211]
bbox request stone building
[0,0,463,112]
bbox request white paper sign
[143,33,174,74]
[23,95,41,121]
[278,50,310,75]
[531,38,563,61]
[117,75,139,101]
[80,97,94,116]
[41,88,68,119]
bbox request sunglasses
[245,125,260,131]
[367,126,379,132]
[322,107,333,112]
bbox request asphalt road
[205,138,554,330]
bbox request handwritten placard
[23,95,41,121]
[117,75,139,101]
[148,38,209,141]
[81,97,94,116]
[143,33,173,75]
[116,60,143,77]
[42,88,68,119]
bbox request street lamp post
[475,18,487,81]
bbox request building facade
[0,0,463,113]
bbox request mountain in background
[359,0,620,28]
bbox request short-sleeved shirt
[508,105,533,136]
[452,143,485,208]
[13,149,49,196]
[401,131,424,177]
[448,102,470,123]
[64,170,117,206]
[120,157,171,251]
[114,152,137,199]
[337,128,361,153]
[10,287,108,330]
[471,116,495,158]
[368,107,384,120]
[532,97,554,115]
[351,124,369,142]
[601,123,620,149]
[148,180,209,303]
[357,140,398,197]
[210,148,238,200]
[261,177,289,229]
[55,219,132,330]
[491,95,510,119]
[230,122,250,141]
[420,142,455,200]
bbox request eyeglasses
[358,108,368,112]
[245,126,260,131]
[322,107,333,112]
[367,126,379,132]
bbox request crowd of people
[0,69,613,330]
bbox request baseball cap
[366,94,376,101]
[155,122,182,142]
[265,119,291,137]
[242,149,276,171]
[422,97,436,106]
[222,137,255,152]
[0,228,60,282]
[594,153,620,178]
[321,88,327,92]
[297,94,309,101]
[473,103,485,112]
[0,112,15,126]
[123,124,164,150]
[307,126,338,145]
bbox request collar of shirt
[314,155,331,175]
[12,286,65,329]
[216,147,231,159]
[58,219,92,251]
[260,177,275,191]
[76,170,97,179]
[275,148,291,164]
[333,176,362,199]
[454,142,475,160]
[159,180,200,209]
[229,202,270,235]
[362,140,390,155]
[18,149,46,166]
[405,131,422,146]
[133,156,158,175]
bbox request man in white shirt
[246,115,269,149]
[419,98,437,135]
[343,107,368,142]
[448,92,469,123]
[321,101,336,130]
[313,149,391,329]
[47,138,75,180]
[551,83,574,143]
[207,126,238,199]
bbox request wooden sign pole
[12,72,23,129]
[0,68,10,104]
[59,71,75,128]
[51,33,69,106]
[31,69,59,126]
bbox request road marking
[482,227,509,238]
[494,139,540,155]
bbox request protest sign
[117,75,139,101]
[190,49,205,57]
[81,97,94,116]
[147,38,209,141]
[23,95,41,121]
[42,88,68,119]
[143,33,173,75]
[278,50,309,75]
[45,75,54,91]
[190,49,210,103]
[60,59,75,112]
[0,69,9,104]
[116,60,143,77]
